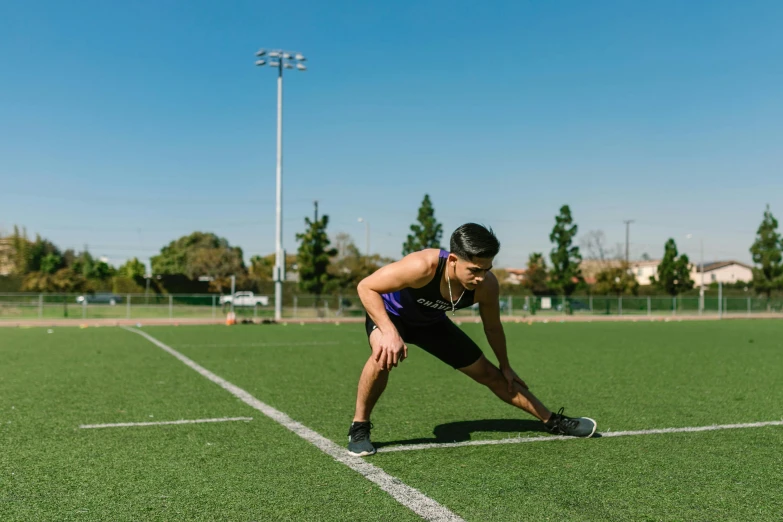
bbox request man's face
[450,255,494,290]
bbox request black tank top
[381,249,475,326]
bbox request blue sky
[1,0,781,269]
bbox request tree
[67,253,113,282]
[490,268,510,285]
[749,204,783,299]
[27,235,62,273]
[249,254,275,282]
[549,205,583,296]
[40,253,63,275]
[594,266,639,296]
[22,267,86,293]
[10,226,31,274]
[62,249,77,268]
[402,194,443,255]
[296,215,338,300]
[90,260,116,281]
[249,253,297,283]
[580,230,611,263]
[113,258,148,294]
[117,258,147,279]
[151,232,247,281]
[522,253,550,296]
[189,247,245,282]
[651,239,693,296]
[327,233,388,291]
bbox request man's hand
[501,365,528,392]
[374,331,408,371]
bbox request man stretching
[348,223,596,456]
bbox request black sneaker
[545,407,597,438]
[347,421,376,456]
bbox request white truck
[220,291,270,307]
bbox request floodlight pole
[256,48,306,322]
[274,59,284,322]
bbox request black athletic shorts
[364,313,483,369]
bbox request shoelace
[550,408,579,433]
[349,422,373,442]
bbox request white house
[629,259,753,287]
[505,268,525,285]
[629,260,661,286]
[689,261,753,286]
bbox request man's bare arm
[476,272,509,368]
[357,250,435,333]
[357,249,437,369]
[477,273,528,390]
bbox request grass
[1,321,782,520]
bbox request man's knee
[462,357,501,386]
[364,354,391,376]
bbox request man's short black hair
[450,223,500,260]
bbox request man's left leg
[460,355,597,437]
[459,355,551,421]
[410,320,596,438]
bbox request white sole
[347,449,376,457]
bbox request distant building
[579,259,623,282]
[0,238,14,276]
[629,260,661,286]
[628,259,753,287]
[505,268,526,285]
[689,261,753,286]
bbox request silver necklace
[445,264,465,316]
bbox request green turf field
[1,321,782,521]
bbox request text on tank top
[381,249,475,326]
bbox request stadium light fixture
[254,48,307,322]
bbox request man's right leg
[353,329,389,422]
[348,328,389,456]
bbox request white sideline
[80,417,253,429]
[121,326,463,522]
[377,420,783,453]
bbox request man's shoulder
[404,249,441,272]
[474,271,500,301]
[392,249,440,287]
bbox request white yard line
[121,326,463,522]
[79,417,253,429]
[377,420,783,453]
[176,341,342,348]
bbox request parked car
[556,300,590,312]
[76,293,123,305]
[220,291,270,307]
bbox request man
[348,223,596,456]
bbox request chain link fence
[1,292,781,321]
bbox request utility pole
[358,217,370,267]
[313,200,318,222]
[623,220,634,265]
